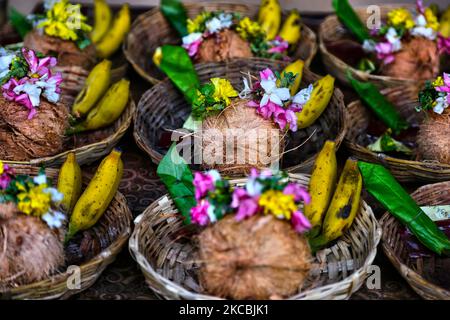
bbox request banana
[304,141,337,237]
[258,0,281,40]
[65,149,124,242]
[69,79,130,134]
[57,152,82,215]
[439,6,450,37]
[309,158,362,251]
[280,59,304,95]
[96,4,131,59]
[91,0,112,44]
[72,59,112,118]
[297,74,335,129]
[153,47,162,67]
[279,9,302,45]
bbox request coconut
[416,110,450,164]
[197,29,253,63]
[380,37,440,80]
[24,30,96,70]
[199,99,284,175]
[0,96,69,161]
[0,203,64,288]
[197,214,311,299]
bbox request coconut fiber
[197,30,253,62]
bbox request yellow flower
[258,190,298,219]
[17,184,52,217]
[236,17,262,40]
[210,78,238,105]
[432,76,444,87]
[387,8,415,29]
[424,8,439,31]
[38,0,92,41]
[187,12,209,34]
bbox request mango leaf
[160,0,188,37]
[9,8,33,39]
[332,0,371,43]
[157,143,196,224]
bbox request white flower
[0,49,16,80]
[13,81,42,107]
[206,203,217,223]
[33,174,47,185]
[246,179,263,197]
[239,77,252,99]
[42,210,65,229]
[362,39,376,52]
[260,78,290,107]
[207,169,221,182]
[385,28,402,52]
[218,13,233,29]
[182,32,203,45]
[293,84,314,105]
[433,93,449,114]
[36,75,60,104]
[411,14,436,40]
[206,17,222,33]
[44,187,64,202]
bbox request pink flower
[231,188,259,221]
[2,77,36,118]
[283,183,311,203]
[438,34,450,55]
[193,171,216,200]
[257,100,278,119]
[268,36,289,54]
[416,0,425,14]
[0,163,13,189]
[22,47,57,78]
[260,68,275,81]
[435,73,450,94]
[190,200,210,226]
[291,210,312,233]
[375,42,395,64]
[247,100,259,108]
[183,39,202,57]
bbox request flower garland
[0,161,65,229]
[362,0,447,64]
[182,11,289,59]
[240,68,313,132]
[0,47,63,119]
[417,72,450,114]
[190,168,311,233]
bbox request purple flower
[0,163,13,189]
[22,47,57,78]
[283,183,311,203]
[375,42,395,64]
[193,171,217,200]
[257,100,278,119]
[231,188,259,221]
[416,0,425,14]
[435,73,450,94]
[291,210,312,233]
[268,36,289,54]
[190,200,211,226]
[438,34,450,55]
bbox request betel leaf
[160,45,200,104]
[332,0,371,43]
[157,143,196,224]
[347,71,409,135]
[358,161,450,255]
[160,0,188,37]
[9,7,33,39]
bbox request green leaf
[367,130,412,155]
[9,7,33,39]
[157,143,196,224]
[347,71,409,135]
[160,0,188,37]
[332,0,371,43]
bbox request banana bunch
[95,3,131,58]
[308,158,363,252]
[91,0,112,44]
[439,6,450,38]
[279,9,302,45]
[297,74,335,129]
[65,149,124,243]
[57,152,82,214]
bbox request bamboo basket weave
[123,2,318,85]
[134,58,347,174]
[0,165,132,300]
[345,86,450,183]
[381,182,450,300]
[319,4,424,88]
[129,173,381,300]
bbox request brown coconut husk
[197,214,311,299]
[0,203,64,288]
[200,98,285,175]
[197,29,253,63]
[23,30,96,70]
[380,37,440,80]
[0,96,69,161]
[416,110,450,164]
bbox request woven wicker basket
[381,181,450,300]
[319,4,427,88]
[345,85,450,183]
[0,165,132,300]
[129,173,381,300]
[134,58,347,174]
[2,98,135,168]
[124,2,318,85]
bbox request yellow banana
[304,141,337,237]
[439,6,450,37]
[279,9,302,45]
[153,47,162,67]
[96,4,131,59]
[309,158,362,251]
[57,152,82,215]
[72,59,112,118]
[65,149,124,242]
[258,0,281,40]
[297,74,335,129]
[280,59,304,95]
[69,79,130,134]
[91,0,112,44]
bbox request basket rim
[0,166,133,299]
[1,98,136,167]
[129,173,382,300]
[123,2,318,85]
[380,181,450,299]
